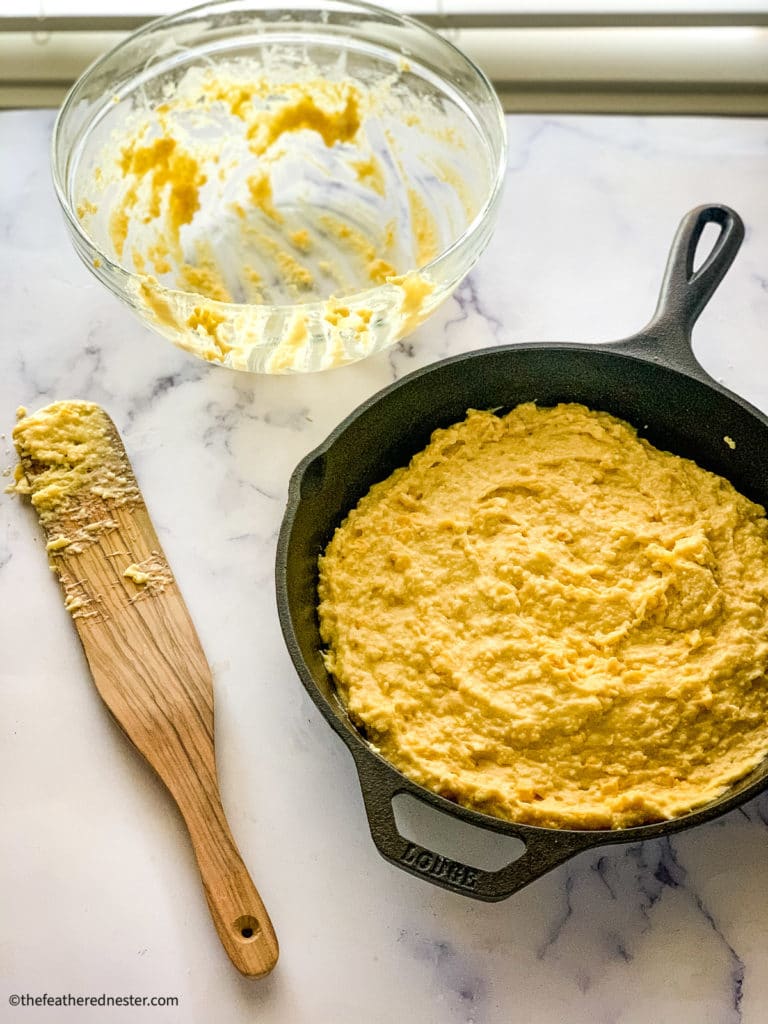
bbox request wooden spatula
[12,400,278,977]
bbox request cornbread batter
[11,402,171,617]
[122,554,172,596]
[11,401,138,548]
[318,403,768,829]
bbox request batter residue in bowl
[318,403,768,829]
[75,62,485,370]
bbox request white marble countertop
[2,108,768,1024]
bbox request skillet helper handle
[649,204,744,345]
[354,759,587,902]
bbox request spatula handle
[179,791,279,977]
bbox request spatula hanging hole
[233,915,261,942]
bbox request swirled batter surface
[318,403,768,829]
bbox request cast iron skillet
[277,203,768,902]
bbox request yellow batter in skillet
[318,402,768,829]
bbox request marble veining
[2,109,768,1024]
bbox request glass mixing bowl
[52,0,507,373]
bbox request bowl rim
[50,0,508,320]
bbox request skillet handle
[615,204,744,375]
[354,756,590,902]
